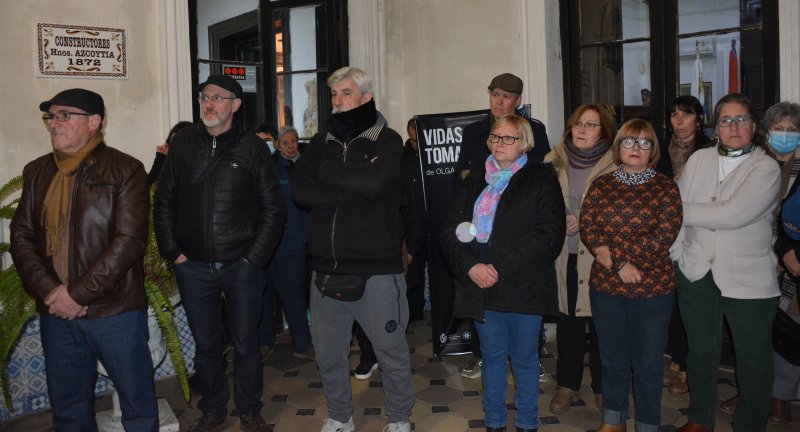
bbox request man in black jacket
[455,73,551,180]
[454,73,551,380]
[154,75,286,432]
[291,67,413,432]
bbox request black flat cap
[39,88,105,120]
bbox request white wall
[350,0,564,146]
[0,0,173,185]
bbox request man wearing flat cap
[10,88,158,430]
[154,75,286,432]
[452,73,551,380]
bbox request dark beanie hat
[199,75,244,99]
[39,88,105,120]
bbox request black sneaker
[354,361,378,380]
[187,413,226,432]
[239,412,273,432]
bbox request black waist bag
[314,273,370,301]
[773,307,800,366]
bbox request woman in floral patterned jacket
[580,119,682,432]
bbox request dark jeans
[356,323,376,365]
[40,311,158,432]
[667,300,689,370]
[175,258,265,418]
[556,253,602,394]
[406,249,427,320]
[591,290,673,432]
[259,255,312,353]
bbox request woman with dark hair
[544,103,617,413]
[580,119,682,432]
[147,120,193,185]
[441,114,564,432]
[719,101,800,424]
[673,93,781,432]
[661,95,711,395]
[664,95,712,178]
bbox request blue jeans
[474,310,542,430]
[259,256,312,353]
[174,258,265,418]
[590,290,673,432]
[39,311,158,432]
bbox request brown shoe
[668,371,689,395]
[549,387,577,414]
[719,395,738,415]
[663,361,680,386]
[676,421,710,432]
[768,397,792,425]
[595,423,627,432]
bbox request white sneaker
[383,421,411,432]
[320,417,355,432]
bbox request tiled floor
[3,314,799,431]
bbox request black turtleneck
[328,99,378,142]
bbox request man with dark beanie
[292,66,413,432]
[154,75,286,432]
[11,88,158,430]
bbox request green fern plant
[0,176,190,410]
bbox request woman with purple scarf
[441,115,565,432]
[544,104,618,414]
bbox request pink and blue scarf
[472,154,528,243]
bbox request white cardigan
[670,146,781,299]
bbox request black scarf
[564,137,610,169]
[328,99,378,142]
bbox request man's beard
[201,110,225,129]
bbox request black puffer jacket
[154,123,286,266]
[440,159,565,321]
[291,119,404,275]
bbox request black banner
[414,109,487,356]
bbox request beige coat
[670,146,781,299]
[545,144,617,316]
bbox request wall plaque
[37,22,127,79]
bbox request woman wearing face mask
[719,101,800,425]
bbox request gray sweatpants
[310,272,414,423]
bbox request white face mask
[265,140,276,154]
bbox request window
[560,0,778,137]
[190,0,348,137]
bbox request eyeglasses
[620,137,653,150]
[717,116,752,127]
[488,133,519,146]
[41,111,93,123]
[198,95,237,104]
[574,121,601,130]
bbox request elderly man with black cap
[154,75,286,432]
[10,88,158,430]
[452,73,551,380]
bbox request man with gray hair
[292,66,414,432]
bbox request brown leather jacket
[10,143,149,318]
